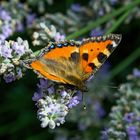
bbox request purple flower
[12,42,25,56]
[101,130,109,140]
[123,113,134,123]
[71,3,81,12]
[0,10,11,21]
[133,68,140,78]
[3,72,16,83]
[33,79,49,101]
[0,43,12,58]
[2,24,12,38]
[68,95,81,108]
[61,91,68,98]
[32,90,43,101]
[37,78,48,90]
[37,96,68,129]
[98,8,104,16]
[54,32,65,42]
[26,14,36,27]
[16,22,24,32]
[126,126,139,140]
[90,28,104,37]
[47,86,54,94]
[0,34,6,41]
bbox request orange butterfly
[30,34,122,91]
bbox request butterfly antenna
[93,82,119,89]
[99,85,118,89]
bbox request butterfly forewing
[79,34,122,80]
[30,41,83,86]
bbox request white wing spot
[112,41,117,48]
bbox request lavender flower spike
[0,38,33,83]
[126,126,139,140]
[37,96,69,129]
[34,78,82,128]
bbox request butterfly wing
[30,34,122,91]
[79,34,122,80]
[30,41,85,88]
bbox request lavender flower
[126,126,139,140]
[90,27,104,37]
[2,24,13,38]
[0,9,11,21]
[37,78,49,90]
[12,42,25,56]
[71,3,81,12]
[0,9,13,40]
[32,24,65,46]
[0,2,35,39]
[101,130,109,140]
[133,68,140,78]
[0,41,12,58]
[3,71,16,83]
[16,22,24,32]
[101,68,140,139]
[33,78,82,129]
[124,113,134,123]
[37,96,69,129]
[98,8,105,16]
[54,32,65,42]
[26,14,36,27]
[32,90,43,101]
[0,38,33,83]
[68,96,80,109]
[0,34,6,41]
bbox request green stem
[106,11,130,34]
[109,47,140,80]
[66,0,140,39]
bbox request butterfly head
[71,79,88,92]
[79,84,88,92]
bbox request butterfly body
[30,34,122,91]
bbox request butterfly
[30,34,122,91]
